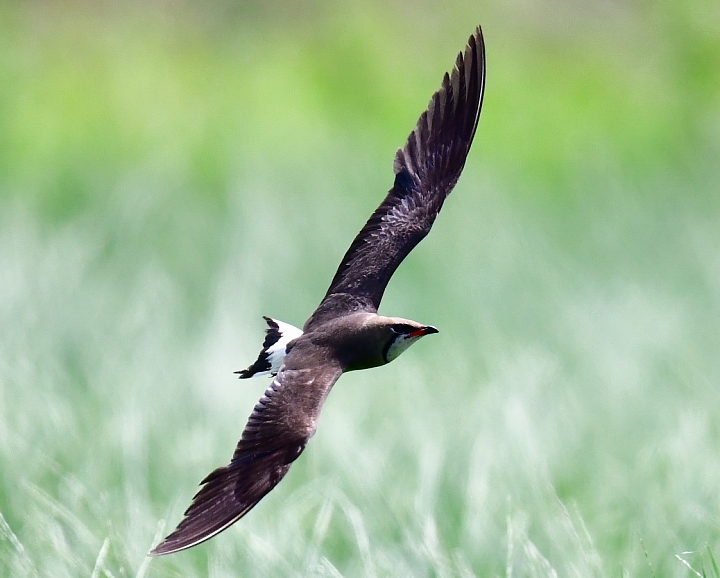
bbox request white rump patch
[238,318,304,379]
[265,319,303,375]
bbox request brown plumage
[150,26,485,556]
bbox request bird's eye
[390,323,412,334]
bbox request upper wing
[319,27,485,316]
[150,349,343,556]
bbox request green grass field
[1,1,719,576]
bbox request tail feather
[235,317,303,378]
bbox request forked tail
[235,317,303,378]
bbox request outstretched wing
[319,27,485,316]
[150,349,343,556]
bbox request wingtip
[147,521,226,556]
[147,545,166,557]
[470,25,484,53]
[148,539,179,557]
[148,533,210,556]
[395,23,486,179]
[148,528,200,556]
[148,541,194,557]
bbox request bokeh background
[1,1,719,576]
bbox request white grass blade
[91,537,110,578]
[337,495,376,578]
[0,511,38,577]
[136,520,165,578]
[675,553,703,578]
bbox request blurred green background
[1,0,719,576]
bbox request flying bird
[150,26,486,556]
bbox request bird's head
[381,319,439,363]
